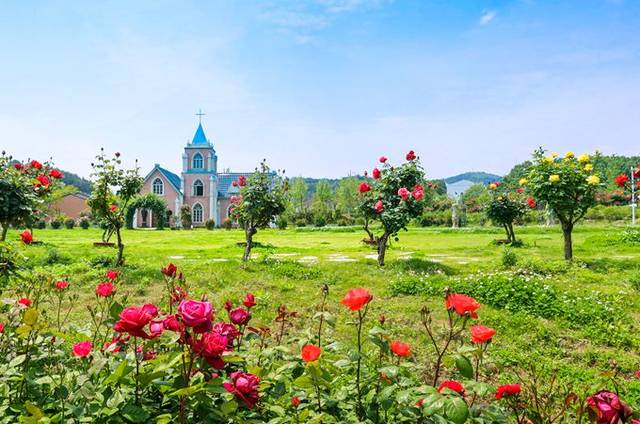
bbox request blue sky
[1,0,639,179]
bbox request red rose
[406,150,416,161]
[238,176,247,187]
[229,307,251,326]
[372,168,381,179]
[438,380,464,395]
[162,314,184,332]
[358,182,371,193]
[224,372,260,409]
[301,344,321,362]
[390,340,411,357]
[193,331,229,368]
[149,320,164,338]
[55,280,69,290]
[72,341,92,358]
[446,293,480,319]
[35,175,50,187]
[586,390,632,424]
[379,156,388,163]
[18,298,32,307]
[243,293,256,308]
[20,230,33,245]
[109,204,118,212]
[374,200,384,213]
[412,184,425,201]
[516,188,524,193]
[614,174,629,187]
[0,322,4,333]
[398,187,410,201]
[161,263,177,278]
[495,384,521,400]
[470,325,496,344]
[291,396,300,407]
[30,160,42,170]
[341,288,373,311]
[96,282,115,297]
[232,181,238,187]
[49,169,63,179]
[105,270,118,280]
[178,300,214,333]
[527,197,537,209]
[114,304,158,339]
[14,163,23,170]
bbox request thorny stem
[134,337,141,405]
[355,305,368,420]
[317,284,329,347]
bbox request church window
[152,178,164,195]
[193,179,204,196]
[192,153,204,169]
[192,203,203,223]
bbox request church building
[135,115,249,228]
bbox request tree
[289,177,309,216]
[357,151,426,266]
[87,150,143,266]
[230,161,287,262]
[0,152,63,241]
[485,183,529,244]
[525,149,600,260]
[335,177,359,218]
[312,180,334,223]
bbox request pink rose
[72,341,92,358]
[178,300,214,333]
[398,187,410,201]
[229,307,251,326]
[224,372,260,409]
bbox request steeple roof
[191,123,208,145]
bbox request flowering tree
[485,182,530,244]
[614,166,640,224]
[0,152,63,241]
[524,149,600,260]
[230,161,287,261]
[357,151,426,266]
[87,150,143,266]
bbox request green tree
[312,180,334,222]
[289,177,309,216]
[485,184,528,243]
[525,149,600,260]
[357,152,426,266]
[231,161,287,261]
[87,150,143,266]
[335,177,359,217]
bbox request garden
[1,150,640,423]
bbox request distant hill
[444,172,502,185]
[61,170,92,194]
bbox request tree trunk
[377,233,390,266]
[115,227,124,266]
[508,222,516,243]
[0,224,7,242]
[363,218,375,243]
[562,221,573,261]
[242,226,257,262]
[503,223,511,242]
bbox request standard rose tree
[230,160,287,262]
[524,150,601,260]
[87,150,143,266]
[485,182,530,244]
[357,150,426,266]
[0,152,63,241]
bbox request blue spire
[192,123,208,145]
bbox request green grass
[6,224,640,407]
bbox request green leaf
[103,360,133,386]
[9,354,26,367]
[23,309,38,326]
[121,404,150,423]
[24,401,44,420]
[455,355,474,379]
[445,397,469,424]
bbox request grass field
[6,223,640,408]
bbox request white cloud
[479,10,497,25]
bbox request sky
[1,0,639,180]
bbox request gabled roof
[218,173,250,197]
[145,165,182,194]
[192,123,208,145]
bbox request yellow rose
[543,157,553,164]
[578,154,590,163]
[586,175,600,185]
[551,152,558,158]
[519,178,528,186]
[584,164,593,172]
[488,183,497,190]
[549,174,560,183]
[565,151,575,159]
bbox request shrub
[275,216,288,229]
[501,247,518,268]
[295,219,307,227]
[64,218,75,229]
[35,220,46,229]
[205,218,216,230]
[50,216,64,229]
[313,215,326,227]
[222,217,233,230]
[620,228,640,244]
[79,217,91,229]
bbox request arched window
[192,153,204,169]
[193,179,204,196]
[152,178,164,195]
[192,203,203,223]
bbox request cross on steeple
[196,109,206,124]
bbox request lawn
[6,223,640,411]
